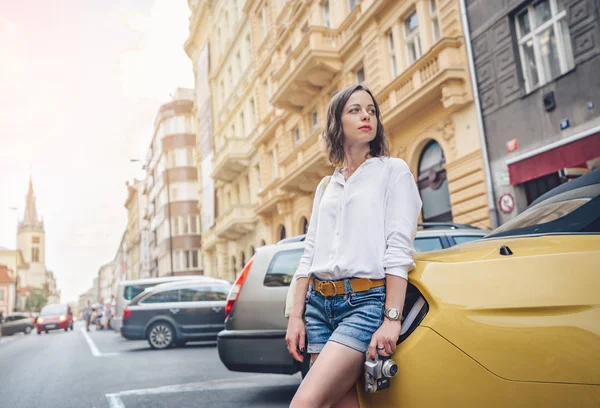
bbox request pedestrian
[84,300,92,332]
[104,297,112,330]
[96,300,104,330]
[285,84,422,407]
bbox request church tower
[17,177,47,290]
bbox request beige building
[125,179,150,281]
[186,0,491,280]
[144,89,203,277]
[0,264,17,314]
[46,271,60,304]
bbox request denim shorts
[304,278,386,354]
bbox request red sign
[498,193,516,214]
[506,138,519,153]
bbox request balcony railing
[271,27,343,110]
[212,137,252,182]
[214,204,257,240]
[377,38,471,126]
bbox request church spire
[19,176,44,232]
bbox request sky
[0,0,194,304]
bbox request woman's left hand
[368,319,402,359]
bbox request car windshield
[486,181,600,238]
[41,305,66,316]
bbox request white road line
[105,375,300,404]
[106,394,126,408]
[80,327,102,357]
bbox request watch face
[387,308,399,319]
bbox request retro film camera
[364,351,398,393]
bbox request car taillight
[225,257,254,318]
[123,309,132,320]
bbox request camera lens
[382,360,399,377]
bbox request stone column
[215,241,229,281]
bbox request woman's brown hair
[323,84,390,167]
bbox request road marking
[105,375,300,406]
[80,327,102,357]
[106,394,126,408]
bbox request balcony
[255,187,289,217]
[214,204,257,240]
[377,38,471,127]
[212,137,252,182]
[271,27,343,111]
[279,128,332,195]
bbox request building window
[264,80,271,111]
[246,174,252,202]
[256,165,262,191]
[311,110,319,130]
[418,141,452,222]
[430,0,441,43]
[356,65,365,84]
[270,149,278,179]
[404,10,422,64]
[246,34,252,65]
[32,247,40,263]
[250,99,256,129]
[279,225,287,241]
[259,8,267,40]
[235,52,242,77]
[323,0,331,28]
[387,31,398,78]
[301,216,309,234]
[348,0,357,12]
[516,0,574,92]
[293,127,301,147]
[32,236,40,244]
[240,112,245,136]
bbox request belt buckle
[317,280,336,297]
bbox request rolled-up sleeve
[383,173,422,280]
[294,178,326,280]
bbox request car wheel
[70,324,74,331]
[45,330,49,334]
[37,331,41,335]
[301,349,311,378]
[147,322,174,350]
[24,326,32,335]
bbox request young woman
[286,84,422,408]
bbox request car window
[124,283,155,300]
[140,290,179,304]
[180,285,230,301]
[180,287,206,302]
[414,237,444,253]
[41,305,67,315]
[452,235,484,245]
[263,249,304,287]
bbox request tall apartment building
[124,179,150,281]
[464,0,600,223]
[144,89,203,277]
[186,0,493,280]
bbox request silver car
[217,223,487,376]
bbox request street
[0,322,300,408]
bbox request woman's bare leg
[291,341,363,408]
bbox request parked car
[217,224,488,377]
[0,312,35,335]
[113,275,229,331]
[37,304,74,334]
[223,169,600,405]
[121,279,232,349]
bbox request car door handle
[212,307,223,313]
[170,308,180,314]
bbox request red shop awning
[508,132,600,185]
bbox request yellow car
[360,170,600,407]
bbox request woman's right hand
[285,316,306,362]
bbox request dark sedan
[121,279,231,349]
[0,313,35,335]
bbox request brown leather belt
[312,277,385,297]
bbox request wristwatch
[384,308,401,321]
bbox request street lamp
[130,159,174,277]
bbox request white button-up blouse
[293,157,422,281]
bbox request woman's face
[340,90,378,148]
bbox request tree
[25,289,47,312]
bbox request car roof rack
[417,223,480,230]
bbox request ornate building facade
[186,0,492,280]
